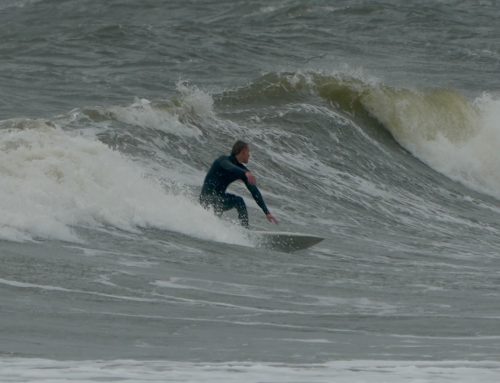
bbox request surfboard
[251,231,324,252]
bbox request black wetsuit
[199,154,270,227]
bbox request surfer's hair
[231,140,248,156]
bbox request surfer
[200,140,278,228]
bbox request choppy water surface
[1,1,500,381]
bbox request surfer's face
[240,146,250,164]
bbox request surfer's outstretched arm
[245,182,278,224]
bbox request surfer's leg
[199,194,209,209]
[236,199,249,228]
[200,194,224,217]
[222,193,249,228]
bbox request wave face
[1,0,500,380]
[315,74,500,198]
[2,76,499,246]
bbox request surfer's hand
[245,171,256,185]
[266,213,278,224]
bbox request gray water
[1,1,500,381]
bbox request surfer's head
[232,140,250,164]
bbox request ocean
[1,0,500,381]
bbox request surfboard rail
[251,231,324,252]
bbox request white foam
[0,359,499,383]
[109,97,202,137]
[0,121,250,245]
[367,89,500,200]
[175,81,215,119]
[431,94,500,198]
